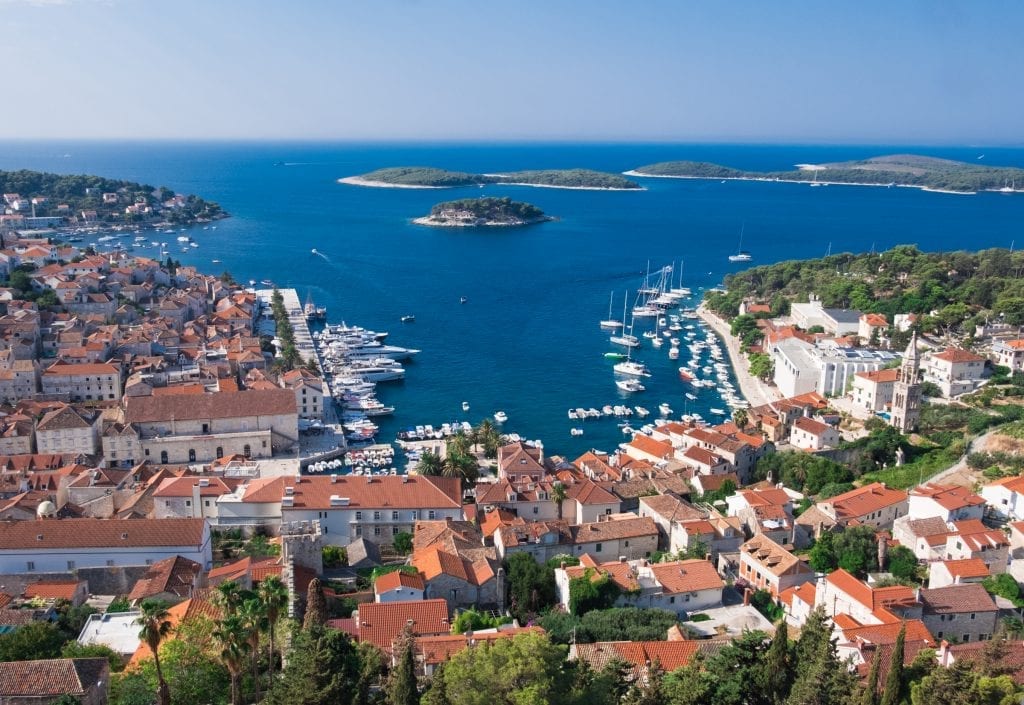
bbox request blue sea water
[3,141,1024,459]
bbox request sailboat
[600,291,623,329]
[728,225,753,263]
[610,290,640,348]
[304,291,327,321]
[670,259,691,297]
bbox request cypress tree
[303,577,328,629]
[762,619,794,704]
[861,646,882,705]
[878,623,906,705]
[387,626,420,705]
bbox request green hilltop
[351,166,641,190]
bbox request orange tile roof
[573,640,720,681]
[911,483,985,511]
[855,368,899,384]
[779,581,816,608]
[649,559,724,594]
[374,570,425,594]
[356,599,450,650]
[24,580,83,601]
[932,348,984,363]
[740,535,810,577]
[826,483,907,520]
[418,627,545,664]
[844,619,935,646]
[0,518,206,550]
[793,416,833,435]
[627,434,674,459]
[283,475,461,510]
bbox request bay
[3,141,1024,458]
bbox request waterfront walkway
[697,304,781,409]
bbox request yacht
[685,392,698,401]
[728,225,753,262]
[710,408,727,416]
[658,403,673,416]
[401,315,415,323]
[462,401,470,411]
[494,411,508,423]
[615,378,645,393]
[614,360,651,377]
[610,332,641,348]
[600,291,623,329]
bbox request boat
[311,248,319,255]
[614,360,651,377]
[610,290,641,347]
[493,411,508,423]
[600,291,623,329]
[212,259,221,264]
[401,315,415,323]
[304,291,327,321]
[659,403,673,416]
[604,352,627,360]
[176,235,191,243]
[685,392,697,401]
[616,378,645,393]
[462,401,470,411]
[679,368,695,382]
[710,408,727,416]
[460,296,468,304]
[652,337,663,348]
[728,225,753,263]
[668,347,679,360]
[570,428,584,436]
[635,406,650,417]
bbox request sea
[3,141,1024,460]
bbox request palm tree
[733,408,749,429]
[416,450,444,476]
[446,431,472,459]
[240,598,267,704]
[551,482,568,521]
[214,615,249,705]
[475,419,501,459]
[215,579,244,617]
[258,575,289,686]
[137,599,173,705]
[445,452,480,483]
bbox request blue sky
[1,0,1020,143]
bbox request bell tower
[891,331,921,433]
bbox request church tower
[891,331,921,433]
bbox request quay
[696,303,781,409]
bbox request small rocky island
[414,197,553,227]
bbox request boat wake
[311,248,330,262]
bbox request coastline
[412,215,552,228]
[482,175,644,192]
[338,176,448,189]
[696,303,781,409]
[622,170,979,195]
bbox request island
[0,169,226,228]
[340,166,641,190]
[626,154,1024,194]
[413,197,553,227]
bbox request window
[188,449,196,462]
[669,596,675,604]
[937,631,944,639]
[160,450,168,464]
[971,613,976,620]
[262,440,267,448]
[355,511,362,520]
[605,508,612,515]
[595,543,602,552]
[27,561,34,571]
[392,511,399,521]
[243,445,251,458]
[67,561,75,570]
[355,526,362,536]
[393,527,399,535]
[216,447,224,459]
[963,635,970,643]
[205,500,210,507]
[625,540,630,547]
[146,559,153,565]
[533,507,539,515]
[202,423,209,434]
[185,500,191,507]
[145,449,150,456]
[111,452,116,459]
[428,510,436,520]
[374,527,381,536]
[373,511,381,520]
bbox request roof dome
[36,500,57,518]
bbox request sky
[0,0,1021,144]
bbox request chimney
[560,561,567,570]
[954,574,961,585]
[619,556,627,563]
[330,474,338,484]
[743,587,752,606]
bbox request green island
[628,153,1024,193]
[0,169,226,225]
[414,196,552,227]
[340,166,641,190]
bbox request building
[123,389,298,464]
[0,658,109,705]
[727,487,798,546]
[569,515,659,561]
[919,584,998,644]
[790,300,862,336]
[411,544,499,610]
[35,405,101,456]
[942,519,1009,573]
[850,368,898,413]
[992,339,1024,373]
[350,598,450,652]
[41,361,122,402]
[127,555,203,604]
[279,475,463,547]
[737,534,814,597]
[923,348,986,398]
[638,494,704,550]
[893,516,954,561]
[981,476,1024,521]
[789,416,840,450]
[374,570,425,603]
[858,313,889,343]
[280,368,324,422]
[818,482,908,529]
[927,559,990,589]
[773,338,898,399]
[0,517,212,573]
[907,483,985,523]
[493,520,573,564]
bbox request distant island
[413,197,553,227]
[626,154,1024,194]
[340,166,641,191]
[0,169,226,227]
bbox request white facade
[993,340,1024,373]
[41,363,122,402]
[0,528,213,573]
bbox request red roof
[374,570,425,594]
[826,483,907,520]
[0,518,206,550]
[627,434,674,459]
[932,348,984,363]
[356,598,450,650]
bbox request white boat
[568,409,579,420]
[609,291,641,347]
[635,406,650,417]
[710,408,727,416]
[685,392,698,401]
[728,225,753,262]
[616,378,645,393]
[652,337,663,348]
[614,360,651,377]
[462,401,470,411]
[642,330,657,340]
[668,347,679,360]
[659,403,673,416]
[177,235,191,242]
[600,291,623,329]
[570,428,584,436]
[494,411,508,423]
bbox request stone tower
[890,331,921,433]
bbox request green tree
[887,546,919,581]
[910,660,984,705]
[239,597,267,703]
[421,632,568,705]
[304,577,328,629]
[213,615,248,705]
[214,580,244,617]
[355,641,386,705]
[758,620,794,704]
[569,569,621,615]
[387,626,420,705]
[264,625,361,705]
[749,353,775,381]
[258,575,289,689]
[808,531,837,573]
[417,450,444,476]
[878,623,905,705]
[552,482,568,521]
[506,552,557,623]
[0,621,64,661]
[786,607,859,705]
[862,645,882,705]
[393,532,414,554]
[107,596,133,613]
[137,599,173,705]
[61,642,123,672]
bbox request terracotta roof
[283,475,461,510]
[826,483,907,520]
[153,476,237,498]
[951,519,1008,550]
[573,640,724,683]
[627,435,674,460]
[563,560,641,592]
[411,546,494,586]
[903,517,951,544]
[0,517,207,550]
[124,389,296,423]
[738,488,792,508]
[565,479,618,506]
[911,483,985,510]
[36,406,93,432]
[418,627,545,665]
[920,584,997,614]
[935,558,990,581]
[861,313,888,327]
[681,446,724,467]
[740,535,809,577]
[356,598,450,650]
[571,516,659,544]
[843,619,934,647]
[855,368,899,383]
[779,581,816,608]
[23,579,84,601]
[498,442,546,476]
[932,348,984,363]
[43,361,119,376]
[374,570,425,594]
[793,416,833,435]
[638,494,704,522]
[479,507,520,539]
[0,658,107,698]
[948,640,1024,684]
[128,555,202,601]
[649,559,724,594]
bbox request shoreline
[412,215,553,228]
[482,174,644,192]
[340,175,642,191]
[338,176,448,189]
[622,170,980,195]
[696,304,782,409]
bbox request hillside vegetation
[633,154,1024,192]
[426,196,547,224]
[352,166,640,189]
[705,245,1024,336]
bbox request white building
[773,338,898,399]
[982,476,1024,522]
[280,368,324,422]
[992,339,1024,373]
[41,360,122,402]
[374,570,426,603]
[789,416,840,450]
[35,405,101,456]
[923,348,987,397]
[789,301,862,336]
[850,368,898,413]
[0,517,212,573]
[907,483,985,523]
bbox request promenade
[697,304,781,409]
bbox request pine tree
[303,578,327,629]
[387,626,420,705]
[761,620,794,704]
[861,646,882,705]
[264,625,360,705]
[878,623,905,705]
